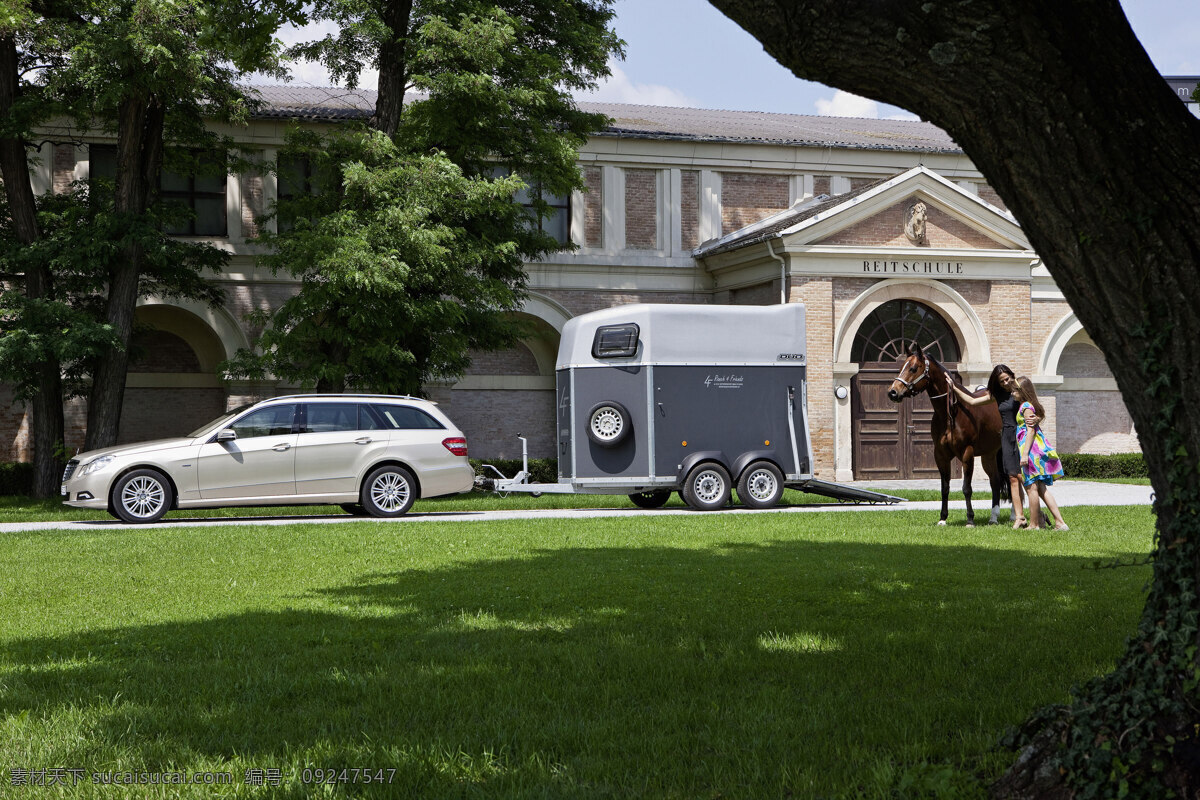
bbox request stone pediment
[696,166,1031,260]
[814,194,1015,249]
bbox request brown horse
[886,343,1005,526]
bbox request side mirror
[216,428,237,442]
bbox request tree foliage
[235,0,622,393]
[0,0,306,489]
[232,128,532,393]
[0,181,227,401]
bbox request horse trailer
[478,303,900,510]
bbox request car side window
[304,403,359,433]
[358,404,388,430]
[370,403,445,430]
[229,404,297,439]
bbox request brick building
[3,86,1139,479]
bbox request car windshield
[186,404,254,438]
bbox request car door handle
[273,443,292,451]
[355,437,372,445]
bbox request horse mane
[922,351,971,393]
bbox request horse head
[887,342,933,402]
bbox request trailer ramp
[792,479,903,505]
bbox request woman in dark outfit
[951,364,1027,527]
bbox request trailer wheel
[586,401,631,446]
[737,461,784,509]
[681,463,731,511]
[629,489,671,509]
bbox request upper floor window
[89,145,227,236]
[275,154,325,233]
[161,151,226,236]
[515,180,569,245]
[492,167,570,245]
[277,154,318,200]
[89,145,117,186]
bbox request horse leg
[961,448,976,528]
[935,447,953,526]
[981,450,1001,525]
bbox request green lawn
[0,505,1153,798]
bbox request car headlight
[79,455,115,477]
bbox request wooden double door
[851,362,961,480]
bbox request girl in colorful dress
[1014,377,1068,531]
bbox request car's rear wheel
[110,468,173,523]
[361,465,417,518]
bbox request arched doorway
[850,299,961,479]
[117,305,229,444]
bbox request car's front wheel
[361,465,417,518]
[110,468,174,523]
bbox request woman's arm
[951,382,993,407]
[1018,403,1036,466]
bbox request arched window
[852,299,960,362]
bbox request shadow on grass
[1,537,1149,797]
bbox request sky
[280,1,1200,119]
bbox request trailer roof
[557,304,807,368]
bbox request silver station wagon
[61,394,474,523]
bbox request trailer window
[592,324,640,359]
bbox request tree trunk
[85,95,165,451]
[706,1,1200,796]
[373,0,414,137]
[0,35,65,497]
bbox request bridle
[893,354,950,401]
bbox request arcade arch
[114,301,236,444]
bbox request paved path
[0,480,1152,533]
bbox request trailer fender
[730,450,780,483]
[676,451,728,484]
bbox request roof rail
[266,393,429,403]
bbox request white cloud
[252,20,379,89]
[576,62,697,108]
[814,90,880,118]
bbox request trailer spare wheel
[682,463,731,510]
[587,401,631,446]
[738,461,784,509]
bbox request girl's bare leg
[1027,482,1043,528]
[1041,486,1068,530]
[1010,475,1026,527]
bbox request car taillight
[442,437,468,457]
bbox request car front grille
[62,459,79,482]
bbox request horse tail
[996,449,1011,500]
